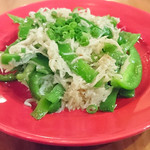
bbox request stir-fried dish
[0,8,142,119]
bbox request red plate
[0,0,150,146]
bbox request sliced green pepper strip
[30,54,53,74]
[45,84,65,103]
[48,101,61,113]
[106,15,118,27]
[0,73,17,81]
[94,77,104,88]
[1,53,21,64]
[57,43,98,83]
[35,12,47,23]
[31,98,51,120]
[99,88,119,112]
[102,43,127,68]
[31,84,64,120]
[18,17,34,40]
[118,31,140,53]
[16,63,35,82]
[8,14,24,24]
[119,89,135,98]
[18,25,31,40]
[111,47,142,90]
[28,72,45,100]
[31,98,61,120]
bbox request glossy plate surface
[0,0,150,146]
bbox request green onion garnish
[86,105,98,114]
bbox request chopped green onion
[46,29,55,40]
[90,26,101,38]
[86,105,98,114]
[55,17,66,27]
[35,12,47,23]
[69,22,77,28]
[21,48,26,53]
[79,36,89,46]
[51,11,57,18]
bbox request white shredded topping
[24,98,36,107]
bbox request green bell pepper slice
[18,17,34,40]
[31,84,64,120]
[118,31,141,53]
[35,12,47,23]
[48,101,61,113]
[8,14,24,24]
[111,46,142,90]
[30,54,53,75]
[57,43,98,83]
[102,43,127,68]
[119,89,135,98]
[31,98,61,120]
[1,53,21,64]
[31,98,51,120]
[45,84,65,103]
[28,72,46,100]
[0,73,17,81]
[100,88,119,112]
[16,63,35,83]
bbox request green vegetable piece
[94,77,104,88]
[101,27,113,39]
[46,84,65,103]
[103,43,127,67]
[106,15,117,27]
[48,101,61,113]
[18,25,31,40]
[21,48,26,53]
[34,43,41,49]
[28,72,45,100]
[35,12,47,23]
[31,98,61,120]
[1,53,21,64]
[119,89,135,98]
[31,98,51,120]
[30,54,52,75]
[100,88,119,112]
[55,17,66,27]
[46,29,55,40]
[16,63,35,83]
[8,14,24,24]
[51,11,57,18]
[62,31,70,39]
[86,104,98,114]
[69,22,77,28]
[78,15,94,25]
[79,35,89,46]
[58,43,98,83]
[111,47,142,90]
[90,26,101,38]
[0,73,17,81]
[118,31,141,53]
[18,17,33,40]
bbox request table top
[0,0,150,150]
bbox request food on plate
[0,7,142,119]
